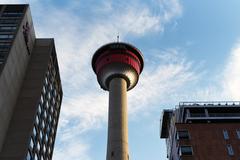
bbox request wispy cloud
[222,40,240,100]
[129,48,198,114]
[53,139,91,160]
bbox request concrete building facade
[160,101,240,160]
[0,4,62,160]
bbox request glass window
[2,12,23,17]
[29,138,34,149]
[0,42,11,47]
[38,104,42,114]
[179,146,193,156]
[41,121,45,129]
[227,144,234,156]
[223,130,229,140]
[177,130,190,140]
[26,150,31,160]
[46,124,50,134]
[52,98,56,105]
[37,142,40,151]
[34,153,37,160]
[43,145,46,153]
[0,26,16,30]
[33,126,37,137]
[48,92,51,100]
[45,134,48,142]
[50,107,54,113]
[51,128,55,135]
[35,115,39,125]
[53,119,56,126]
[49,137,52,144]
[40,131,43,140]
[48,147,51,154]
[236,129,240,139]
[0,34,13,39]
[43,86,46,94]
[45,77,48,85]
[0,26,16,31]
[46,101,49,109]
[44,110,47,119]
[49,116,52,123]
[40,95,44,105]
[0,19,19,24]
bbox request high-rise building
[92,42,144,160]
[160,101,240,160]
[0,4,62,160]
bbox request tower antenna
[117,32,119,42]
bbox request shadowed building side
[0,39,62,160]
[0,5,62,160]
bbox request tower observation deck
[92,42,144,160]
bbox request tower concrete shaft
[92,42,144,160]
[107,78,128,160]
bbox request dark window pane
[179,146,193,155]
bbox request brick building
[160,101,240,160]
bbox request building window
[26,150,31,160]
[179,146,193,156]
[223,130,229,140]
[40,131,43,140]
[35,115,39,125]
[34,153,37,159]
[43,144,46,153]
[236,129,240,139]
[177,130,190,140]
[29,138,34,149]
[226,144,234,156]
[37,142,40,151]
[38,104,42,114]
[0,34,13,39]
[32,126,37,137]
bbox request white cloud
[222,41,240,100]
[53,140,90,160]
[129,48,198,114]
[158,0,182,22]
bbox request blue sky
[2,0,240,159]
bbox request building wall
[0,5,35,151]
[26,39,62,160]
[176,123,240,160]
[0,39,56,159]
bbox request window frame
[236,129,240,139]
[223,129,229,140]
[179,145,193,156]
[176,130,190,140]
[226,144,234,156]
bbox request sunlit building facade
[0,4,62,160]
[160,101,240,160]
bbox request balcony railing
[179,101,240,107]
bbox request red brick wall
[176,123,240,160]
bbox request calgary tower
[92,42,144,160]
